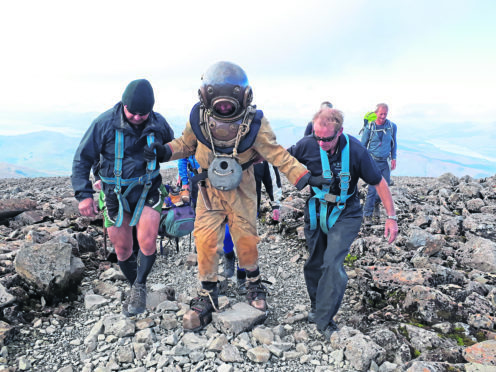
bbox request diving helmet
[199,61,253,122]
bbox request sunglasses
[128,110,149,117]
[125,105,149,116]
[313,130,339,143]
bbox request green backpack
[359,111,377,135]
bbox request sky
[1,0,495,136]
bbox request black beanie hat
[122,79,155,114]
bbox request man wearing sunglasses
[288,107,398,341]
[72,79,174,316]
[304,101,333,136]
[361,103,397,224]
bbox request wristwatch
[387,215,398,221]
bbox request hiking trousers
[303,212,362,331]
[363,159,390,217]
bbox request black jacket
[72,102,174,203]
[288,133,382,217]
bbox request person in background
[288,107,398,340]
[254,160,282,221]
[178,155,200,205]
[360,103,397,224]
[304,101,333,136]
[72,79,174,316]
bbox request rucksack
[158,185,195,255]
[159,203,195,239]
[358,111,377,135]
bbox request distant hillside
[1,117,495,178]
[0,162,55,178]
[0,131,81,177]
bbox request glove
[272,208,280,221]
[308,175,331,188]
[144,142,172,162]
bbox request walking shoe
[180,189,190,203]
[308,309,316,323]
[128,282,147,315]
[183,287,219,332]
[246,277,268,312]
[223,253,235,278]
[320,320,339,341]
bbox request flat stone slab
[213,302,267,336]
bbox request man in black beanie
[72,79,174,316]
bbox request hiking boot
[320,320,338,341]
[128,282,147,315]
[183,287,219,332]
[246,278,268,312]
[180,189,190,204]
[308,309,316,323]
[237,277,247,295]
[223,253,235,278]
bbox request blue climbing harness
[100,130,159,227]
[309,134,353,234]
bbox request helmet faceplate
[199,61,253,121]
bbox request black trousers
[254,161,280,215]
[303,206,362,331]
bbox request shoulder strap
[100,130,159,227]
[189,102,263,154]
[308,134,353,233]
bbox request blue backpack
[158,185,195,255]
[159,203,195,239]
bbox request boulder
[14,237,85,295]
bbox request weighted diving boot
[183,285,219,332]
[246,275,268,312]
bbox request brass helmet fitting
[199,61,253,122]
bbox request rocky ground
[0,171,496,372]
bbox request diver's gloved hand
[144,142,172,162]
[308,175,331,188]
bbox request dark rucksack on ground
[158,185,195,255]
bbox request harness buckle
[322,169,332,179]
[114,170,122,177]
[324,193,337,203]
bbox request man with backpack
[72,79,174,316]
[288,107,398,340]
[146,61,317,332]
[360,103,397,224]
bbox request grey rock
[213,302,267,336]
[457,236,496,273]
[0,283,15,308]
[14,238,84,295]
[343,333,386,371]
[246,345,271,363]
[102,314,135,338]
[220,344,243,363]
[84,294,108,310]
[251,326,274,345]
